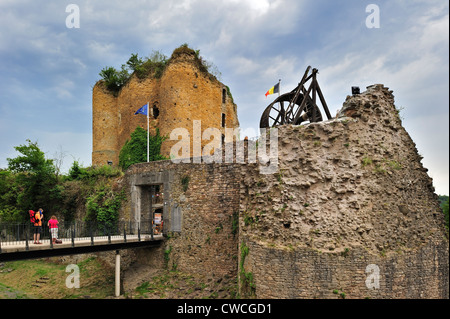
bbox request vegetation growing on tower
[98,44,222,95]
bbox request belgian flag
[265,81,280,97]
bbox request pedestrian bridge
[0,220,163,262]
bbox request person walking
[47,215,60,244]
[33,208,44,244]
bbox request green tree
[5,139,62,221]
[119,127,167,171]
[67,160,86,180]
[0,169,22,221]
[7,139,54,175]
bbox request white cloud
[50,78,76,99]
[87,41,117,61]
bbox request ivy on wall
[85,187,125,228]
[119,127,168,171]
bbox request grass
[361,156,373,167]
[374,164,386,174]
[0,282,30,299]
[0,256,115,299]
[387,160,402,170]
[1,258,237,299]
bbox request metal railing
[0,219,158,249]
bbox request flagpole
[147,102,149,162]
[278,79,281,97]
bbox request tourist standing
[47,215,60,244]
[33,208,44,244]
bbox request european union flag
[134,103,148,116]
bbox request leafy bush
[85,187,125,228]
[99,66,129,95]
[98,51,168,94]
[130,51,168,79]
[68,161,85,180]
[67,161,122,181]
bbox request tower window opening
[221,113,226,128]
[153,104,159,119]
[222,88,227,104]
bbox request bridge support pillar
[115,250,120,297]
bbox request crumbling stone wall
[125,160,240,280]
[238,84,448,298]
[92,51,239,167]
[92,82,119,166]
[121,84,448,299]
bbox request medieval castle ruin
[92,47,239,167]
[92,48,448,298]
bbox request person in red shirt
[47,215,60,244]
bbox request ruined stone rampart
[238,84,448,298]
[123,84,448,299]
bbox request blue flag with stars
[134,103,148,116]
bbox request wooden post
[292,83,314,125]
[315,82,332,120]
[312,71,317,122]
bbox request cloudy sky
[0,0,448,195]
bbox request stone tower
[92,47,239,167]
[237,84,449,298]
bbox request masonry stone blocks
[92,50,239,167]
